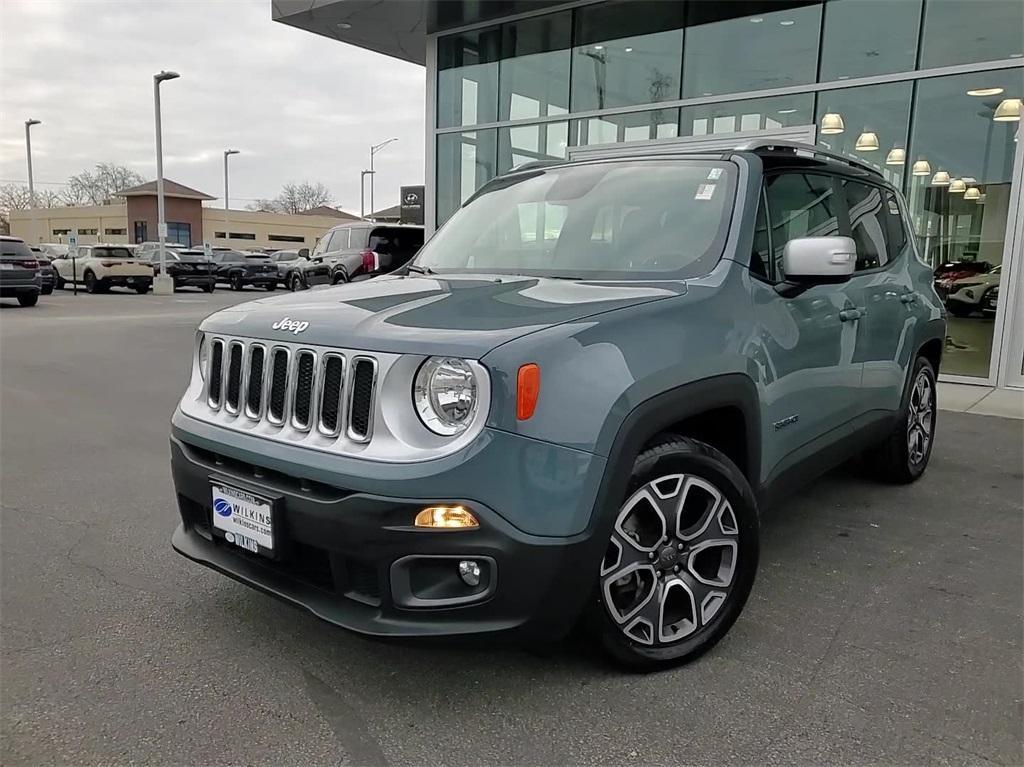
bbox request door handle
[840,307,865,322]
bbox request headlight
[198,333,208,380]
[413,357,478,436]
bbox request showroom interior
[276,0,1023,389]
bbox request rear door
[307,229,345,285]
[368,226,425,274]
[0,239,38,284]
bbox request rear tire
[332,270,349,285]
[265,283,276,292]
[55,272,66,290]
[204,283,215,293]
[586,436,759,671]
[17,293,39,307]
[84,271,99,294]
[135,284,149,294]
[231,273,244,291]
[41,284,53,295]
[289,273,303,291]
[867,356,937,484]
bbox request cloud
[0,0,425,213]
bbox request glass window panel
[436,130,497,226]
[919,0,1024,69]
[499,12,571,121]
[819,0,921,81]
[681,93,815,137]
[816,81,913,188]
[498,121,569,174]
[682,3,821,98]
[765,173,841,276]
[571,109,680,146]
[437,28,501,129]
[906,69,1022,378]
[843,180,892,270]
[570,1,684,112]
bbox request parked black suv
[137,246,216,292]
[295,223,423,288]
[0,236,42,306]
[209,248,278,291]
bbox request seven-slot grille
[204,337,376,440]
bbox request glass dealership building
[275,0,1023,388]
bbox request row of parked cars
[932,260,1001,318]
[0,222,425,307]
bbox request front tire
[265,283,276,292]
[289,273,303,291]
[55,272,66,290]
[230,273,244,291]
[135,284,149,294]
[587,437,759,671]
[41,284,53,295]
[867,356,937,484]
[946,301,973,318]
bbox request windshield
[94,247,134,259]
[415,160,737,280]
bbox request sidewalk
[938,382,1024,419]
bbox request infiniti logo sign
[272,317,309,334]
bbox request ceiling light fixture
[885,147,906,165]
[594,44,604,50]
[963,186,981,200]
[778,108,798,114]
[949,178,967,193]
[911,159,931,176]
[750,17,764,23]
[780,20,795,26]
[993,98,1022,121]
[855,131,879,151]
[624,47,633,52]
[336,21,352,29]
[966,87,1004,97]
[931,170,951,186]
[820,112,845,134]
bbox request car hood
[200,274,684,357]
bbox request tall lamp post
[359,169,373,219]
[153,70,180,295]
[223,149,240,245]
[24,119,41,244]
[369,138,397,220]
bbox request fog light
[458,560,481,586]
[414,505,479,529]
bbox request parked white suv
[946,265,1001,317]
[53,244,154,294]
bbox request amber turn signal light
[517,363,540,420]
[414,505,479,529]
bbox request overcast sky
[0,0,425,214]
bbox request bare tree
[0,184,66,233]
[246,181,334,214]
[65,162,145,206]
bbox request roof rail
[733,139,880,176]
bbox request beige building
[10,179,361,250]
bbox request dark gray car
[1,236,42,307]
[297,223,424,287]
[170,142,945,670]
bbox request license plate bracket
[210,481,277,557]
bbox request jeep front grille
[203,337,378,442]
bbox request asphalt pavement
[2,289,1022,766]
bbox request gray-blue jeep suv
[170,142,945,670]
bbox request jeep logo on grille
[272,317,309,334]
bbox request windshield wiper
[406,264,435,275]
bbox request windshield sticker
[695,184,716,201]
[707,168,723,180]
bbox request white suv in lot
[53,244,154,294]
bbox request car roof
[0,236,25,243]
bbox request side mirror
[782,236,856,285]
[298,248,310,258]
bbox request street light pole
[24,119,41,244]
[369,138,397,220]
[153,70,180,295]
[224,149,239,245]
[360,169,374,219]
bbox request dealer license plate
[211,483,274,555]
[0,263,13,270]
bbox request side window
[843,180,890,271]
[765,173,841,278]
[750,195,771,280]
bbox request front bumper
[169,413,606,641]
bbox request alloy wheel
[601,473,739,646]
[907,370,934,465]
